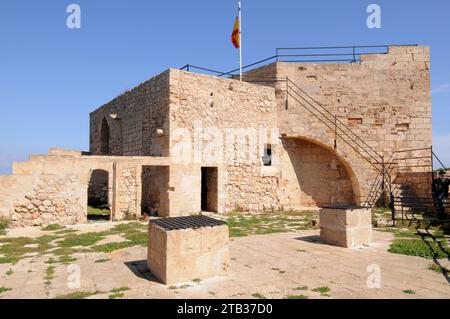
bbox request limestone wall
[168,70,280,212]
[0,151,179,227]
[278,46,432,155]
[245,45,432,205]
[10,174,86,227]
[141,165,170,216]
[89,70,171,157]
[278,138,355,209]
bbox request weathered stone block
[147,220,230,285]
[320,206,372,248]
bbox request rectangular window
[262,144,272,166]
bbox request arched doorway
[278,137,359,209]
[87,169,110,221]
[100,118,110,155]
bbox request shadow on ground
[420,225,450,284]
[124,260,161,284]
[294,235,323,244]
[87,215,111,222]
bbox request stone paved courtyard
[0,220,449,299]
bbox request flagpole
[238,1,243,81]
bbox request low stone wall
[11,175,86,227]
[0,151,178,227]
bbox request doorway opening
[201,167,218,212]
[141,166,170,217]
[87,169,111,221]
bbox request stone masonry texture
[0,46,434,227]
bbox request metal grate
[150,215,226,231]
[320,205,368,210]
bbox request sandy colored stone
[148,223,230,285]
[320,206,372,248]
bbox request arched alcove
[278,137,360,208]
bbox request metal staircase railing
[385,147,450,225]
[179,45,432,210]
[286,79,384,171]
[284,79,389,207]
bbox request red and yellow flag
[231,16,240,49]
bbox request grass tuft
[58,255,77,264]
[55,291,100,299]
[286,294,308,299]
[91,242,132,253]
[110,287,130,293]
[226,211,319,238]
[58,232,107,247]
[251,293,267,299]
[0,287,12,294]
[42,224,65,232]
[294,286,308,291]
[44,264,55,286]
[311,286,331,295]
[428,263,449,274]
[55,229,78,235]
[388,239,449,259]
[94,258,110,264]
[124,232,148,247]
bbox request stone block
[147,219,230,285]
[320,206,372,248]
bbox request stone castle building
[0,45,435,227]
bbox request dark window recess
[262,144,272,166]
[201,167,218,212]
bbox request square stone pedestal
[147,215,230,285]
[319,205,372,248]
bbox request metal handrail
[276,44,417,50]
[181,44,419,78]
[286,89,383,173]
[433,151,447,171]
[276,45,418,63]
[179,64,235,76]
[287,79,383,164]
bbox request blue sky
[0,0,449,174]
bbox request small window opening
[262,144,272,166]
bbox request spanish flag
[231,16,240,49]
